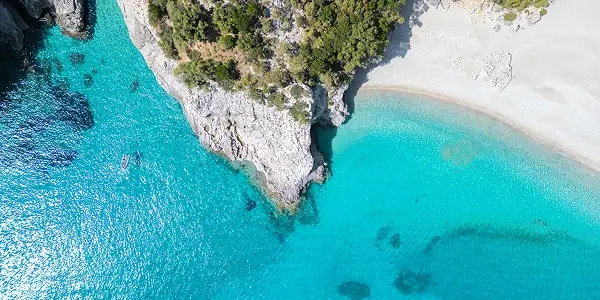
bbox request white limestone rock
[117,0,349,208]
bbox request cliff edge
[117,0,348,209]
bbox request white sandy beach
[362,0,600,172]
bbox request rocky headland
[117,0,351,210]
[0,0,87,49]
[114,0,567,210]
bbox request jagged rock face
[53,0,85,34]
[19,0,52,17]
[117,0,348,208]
[0,0,85,50]
[0,0,29,50]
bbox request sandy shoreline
[360,0,600,174]
[358,85,600,175]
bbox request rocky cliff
[117,0,348,210]
[0,0,29,49]
[0,0,86,49]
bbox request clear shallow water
[1,0,600,299]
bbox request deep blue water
[1,0,599,299]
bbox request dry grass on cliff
[184,42,251,74]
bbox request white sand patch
[361,0,600,171]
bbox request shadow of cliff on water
[84,0,97,39]
[0,2,50,102]
[314,0,427,167]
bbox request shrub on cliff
[289,101,310,124]
[290,84,308,100]
[148,1,166,27]
[504,12,517,22]
[218,35,237,49]
[266,92,287,110]
[148,0,406,113]
[166,1,213,48]
[175,59,239,88]
[296,0,404,80]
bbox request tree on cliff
[147,0,405,123]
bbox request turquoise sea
[1,0,600,299]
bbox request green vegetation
[147,0,405,123]
[218,35,237,49]
[174,59,239,89]
[533,0,549,8]
[290,84,308,100]
[289,101,310,124]
[495,0,548,10]
[293,0,404,84]
[266,92,287,110]
[540,8,547,16]
[503,12,517,22]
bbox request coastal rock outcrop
[453,51,513,91]
[53,0,86,36]
[117,0,348,209]
[431,0,550,33]
[0,0,86,49]
[0,0,28,50]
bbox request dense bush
[157,21,178,59]
[148,1,166,27]
[533,0,549,8]
[289,101,310,123]
[213,1,262,34]
[294,0,404,84]
[219,35,237,49]
[495,0,549,10]
[166,1,213,48]
[266,92,287,110]
[504,12,517,21]
[290,84,307,99]
[149,0,407,113]
[175,59,239,88]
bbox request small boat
[121,154,130,169]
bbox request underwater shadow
[0,10,51,102]
[84,0,97,39]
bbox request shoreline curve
[358,85,600,175]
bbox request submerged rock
[54,90,94,131]
[133,150,142,165]
[52,58,63,73]
[130,79,139,92]
[69,52,85,65]
[244,193,257,212]
[376,226,391,242]
[296,193,319,225]
[424,235,441,254]
[83,73,93,87]
[337,281,371,300]
[394,269,433,294]
[47,148,78,167]
[389,233,401,248]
